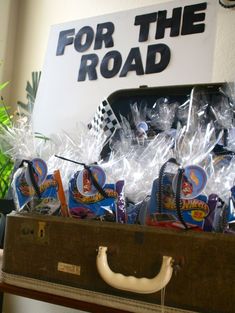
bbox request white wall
[1,1,235,313]
[0,0,18,105]
[8,0,161,108]
[213,3,235,82]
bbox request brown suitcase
[2,82,234,313]
[2,213,235,313]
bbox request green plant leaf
[0,151,13,198]
[0,79,13,198]
[0,106,12,128]
[0,81,9,91]
[17,71,41,114]
[0,70,44,198]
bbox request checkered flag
[88,99,121,138]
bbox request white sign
[33,0,217,136]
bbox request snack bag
[147,164,217,231]
[12,158,67,216]
[68,165,126,222]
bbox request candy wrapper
[174,87,224,167]
[146,85,235,232]
[228,186,235,223]
[216,82,235,151]
[42,121,127,222]
[209,82,235,150]
[117,102,149,146]
[44,124,108,191]
[11,158,63,214]
[176,87,210,132]
[98,100,176,203]
[68,164,126,222]
[103,131,174,203]
[0,117,37,161]
[0,116,69,215]
[157,124,220,230]
[226,128,235,152]
[210,94,233,131]
[147,167,219,232]
[126,196,150,224]
[174,122,223,167]
[9,122,113,217]
[204,155,235,200]
[147,97,178,132]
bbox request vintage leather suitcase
[3,83,234,313]
[2,213,235,313]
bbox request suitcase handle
[96,246,174,294]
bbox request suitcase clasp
[38,221,46,239]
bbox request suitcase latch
[38,221,46,239]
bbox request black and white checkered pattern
[88,99,120,137]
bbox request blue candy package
[147,173,216,231]
[228,186,235,223]
[13,173,60,214]
[68,167,126,222]
[12,158,61,215]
